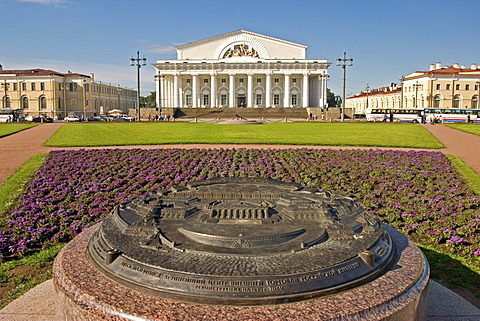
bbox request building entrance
[237,96,246,107]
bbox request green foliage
[0,123,36,138]
[140,91,156,107]
[45,122,444,149]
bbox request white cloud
[16,0,70,7]
[145,44,177,55]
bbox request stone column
[284,74,290,107]
[155,74,161,108]
[247,74,253,108]
[302,73,309,108]
[318,75,324,108]
[192,74,198,108]
[211,74,217,108]
[265,73,272,108]
[229,74,235,107]
[323,73,328,107]
[173,74,179,108]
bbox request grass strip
[0,124,36,138]
[0,245,64,309]
[447,154,480,193]
[446,124,480,136]
[0,153,48,224]
[45,122,444,149]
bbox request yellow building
[346,63,480,115]
[0,68,137,119]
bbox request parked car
[64,115,80,122]
[117,114,135,121]
[30,115,53,123]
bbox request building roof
[0,69,90,78]
[347,86,401,100]
[176,29,308,50]
[406,66,480,79]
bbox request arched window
[412,97,416,108]
[472,95,478,109]
[40,96,47,109]
[22,96,29,109]
[58,97,62,110]
[421,96,425,108]
[3,96,10,108]
[433,95,441,108]
[453,95,461,108]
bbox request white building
[153,30,330,109]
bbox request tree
[327,89,340,107]
[140,91,156,107]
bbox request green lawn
[45,122,444,148]
[446,123,480,136]
[0,123,36,138]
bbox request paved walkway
[0,122,479,320]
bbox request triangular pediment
[176,30,308,60]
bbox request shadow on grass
[419,245,480,307]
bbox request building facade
[153,30,330,109]
[346,62,480,115]
[0,68,137,119]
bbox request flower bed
[1,148,479,265]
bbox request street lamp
[365,84,370,112]
[130,51,146,121]
[336,51,353,121]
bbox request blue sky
[1,0,479,96]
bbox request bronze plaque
[88,177,395,305]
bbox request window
[3,96,10,108]
[221,78,226,83]
[273,94,280,105]
[13,83,17,91]
[21,82,26,91]
[472,96,478,109]
[436,84,441,90]
[257,78,261,83]
[239,78,244,83]
[203,79,208,83]
[22,96,29,109]
[465,84,470,90]
[456,84,460,90]
[85,84,89,92]
[69,83,78,91]
[221,94,227,105]
[274,78,279,83]
[446,84,451,90]
[203,94,209,106]
[433,95,441,108]
[476,84,479,91]
[31,83,35,91]
[40,82,45,91]
[256,94,262,105]
[186,95,192,106]
[292,78,297,83]
[58,97,62,109]
[453,95,460,108]
[40,96,47,109]
[291,94,297,105]
[186,79,191,84]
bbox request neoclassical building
[153,30,330,109]
[0,67,137,119]
[346,62,480,115]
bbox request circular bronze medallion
[88,177,395,305]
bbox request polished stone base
[53,224,429,321]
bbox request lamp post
[336,51,353,122]
[365,84,370,112]
[130,51,146,121]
